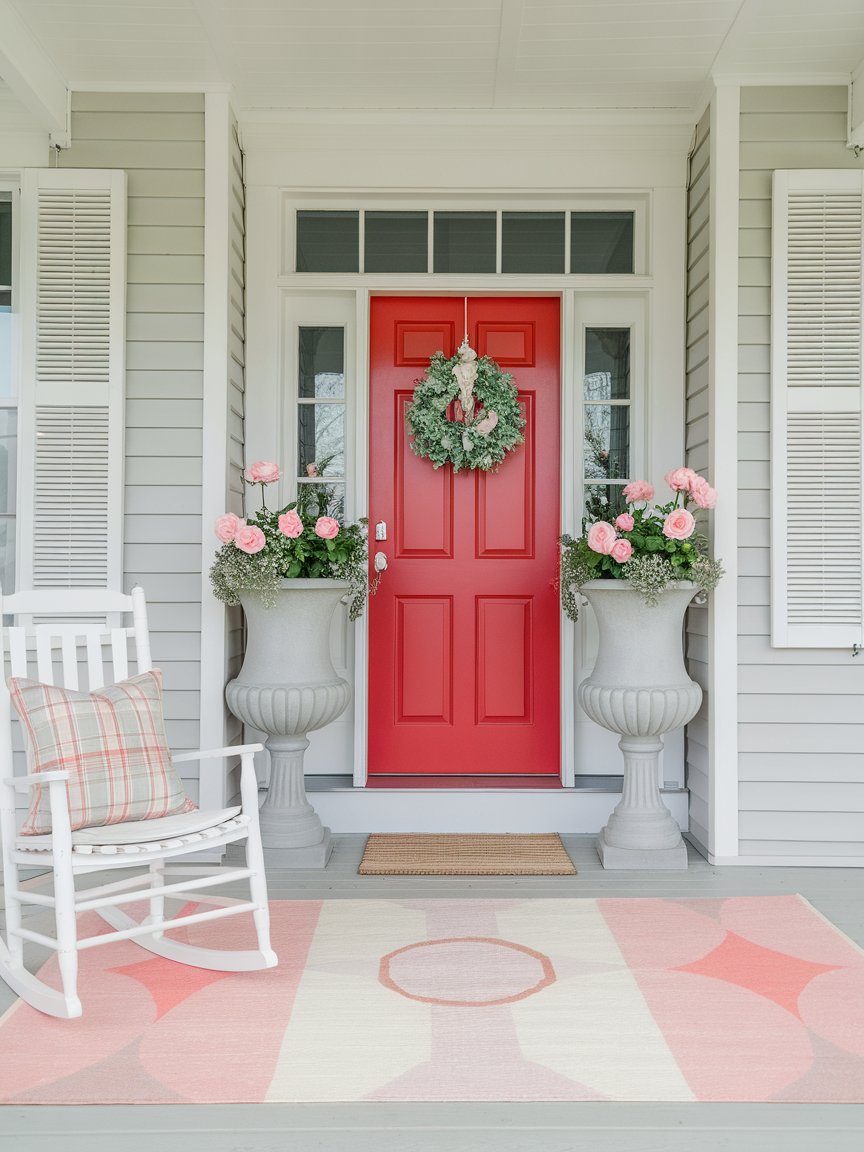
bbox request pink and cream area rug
[1,895,863,1104]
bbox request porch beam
[707,81,740,859]
[0,0,69,146]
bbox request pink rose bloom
[234,525,266,554]
[622,480,654,503]
[245,460,280,485]
[610,538,633,563]
[586,521,617,555]
[664,466,698,492]
[306,462,318,477]
[314,516,340,539]
[663,508,696,540]
[689,477,718,509]
[278,510,303,538]
[214,512,243,543]
[614,513,634,532]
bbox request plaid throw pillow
[9,669,196,835]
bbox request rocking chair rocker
[0,586,277,1019]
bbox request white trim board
[312,788,689,836]
[707,82,740,859]
[199,90,233,812]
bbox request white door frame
[242,187,686,789]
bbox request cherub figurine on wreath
[405,338,525,472]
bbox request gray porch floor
[2,834,863,1152]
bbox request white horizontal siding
[59,93,205,754]
[686,105,714,847]
[737,86,864,859]
[226,114,247,775]
[684,105,711,849]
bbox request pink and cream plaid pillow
[8,668,196,835]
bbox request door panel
[369,296,560,775]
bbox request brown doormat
[358,833,576,875]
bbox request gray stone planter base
[596,831,688,870]
[262,828,333,870]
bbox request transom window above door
[292,209,636,275]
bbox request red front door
[368,296,560,775]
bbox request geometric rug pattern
[1,895,862,1103]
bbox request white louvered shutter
[17,169,126,592]
[771,170,864,647]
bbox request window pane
[502,212,564,273]
[0,195,10,401]
[365,211,427,272]
[584,484,628,521]
[0,197,11,288]
[299,481,345,522]
[299,327,344,399]
[584,328,630,400]
[584,405,629,483]
[0,408,16,515]
[433,212,496,273]
[571,211,634,273]
[298,404,345,477]
[296,211,359,272]
[0,516,14,592]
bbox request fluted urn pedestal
[578,580,702,871]
[226,580,351,869]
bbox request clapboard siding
[59,94,205,752]
[736,86,864,858]
[226,113,247,758]
[684,105,711,847]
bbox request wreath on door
[405,340,525,472]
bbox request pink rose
[214,513,243,543]
[689,477,718,509]
[610,538,633,563]
[663,508,696,540]
[586,521,617,555]
[306,463,318,477]
[278,510,303,538]
[664,467,697,492]
[245,460,280,485]
[622,480,654,503]
[314,516,340,539]
[234,525,266,554]
[614,513,634,532]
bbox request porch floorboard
[2,833,863,1151]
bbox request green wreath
[405,341,525,472]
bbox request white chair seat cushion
[18,805,242,851]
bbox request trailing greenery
[210,482,369,619]
[405,349,525,472]
[559,469,724,623]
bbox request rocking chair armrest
[171,743,264,765]
[4,769,70,791]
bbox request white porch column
[707,81,741,860]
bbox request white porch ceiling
[3,0,864,117]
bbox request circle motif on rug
[379,936,556,1007]
[405,340,525,473]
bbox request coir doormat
[358,832,577,875]
[0,895,862,1103]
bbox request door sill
[366,774,563,789]
[306,774,632,792]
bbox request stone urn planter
[225,579,351,869]
[577,579,702,870]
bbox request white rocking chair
[0,586,277,1019]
